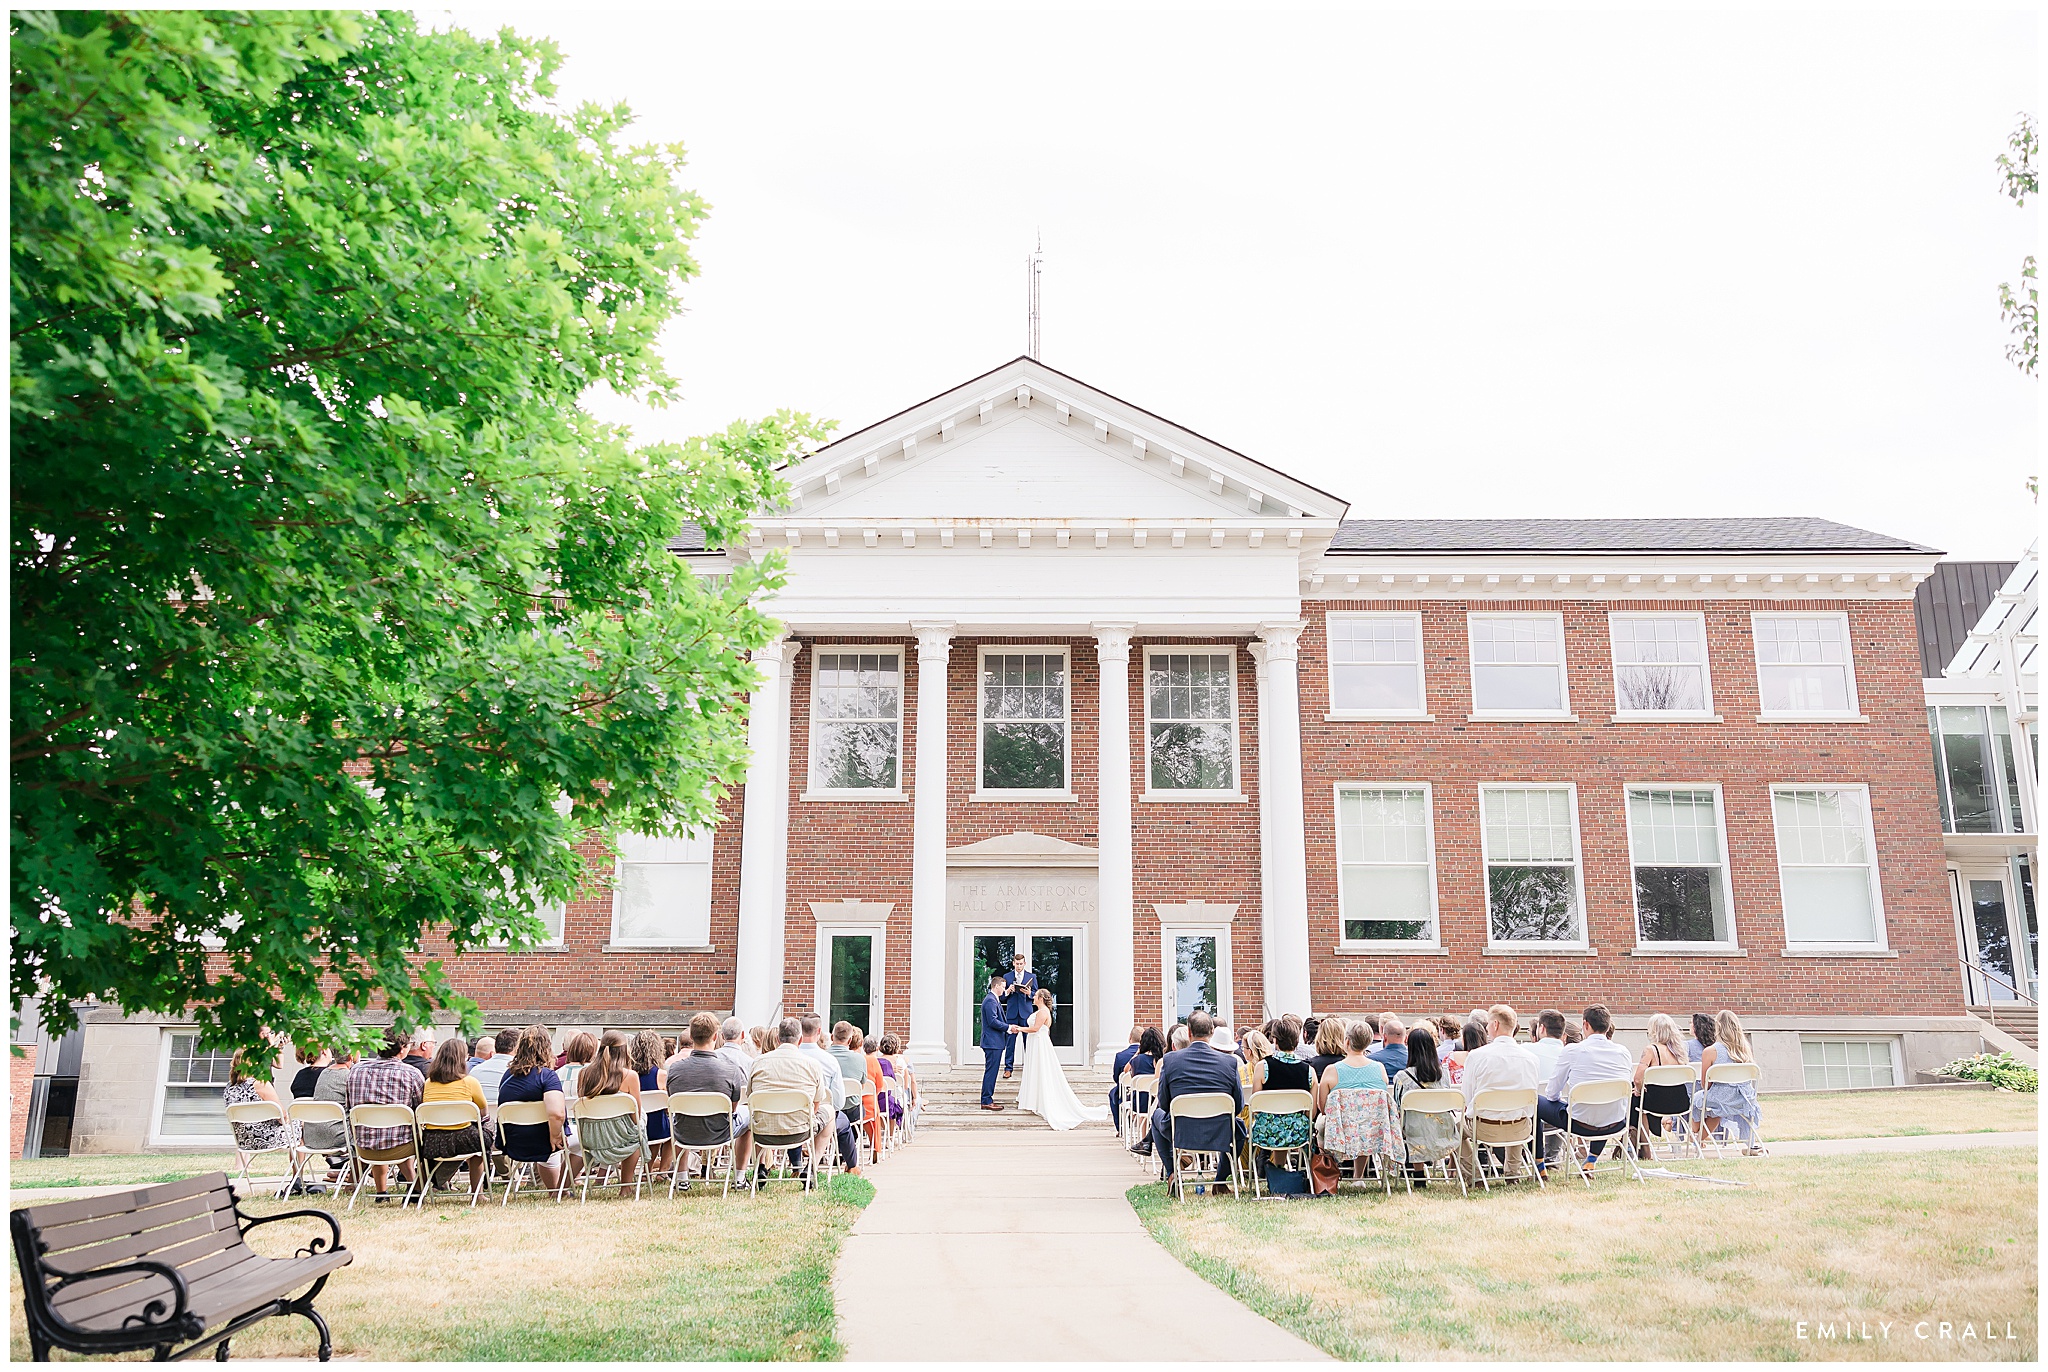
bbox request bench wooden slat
[59,1252,349,1335]
[45,1207,239,1281]
[50,1240,257,1323]
[20,1173,225,1231]
[36,1187,234,1259]
[54,1250,267,1328]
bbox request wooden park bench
[10,1171,352,1362]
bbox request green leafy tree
[11,11,823,1058]
[1997,114,2037,376]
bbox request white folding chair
[1637,1065,1703,1161]
[667,1091,741,1198]
[573,1092,648,1202]
[841,1073,873,1167]
[746,1090,819,1196]
[224,1100,298,1198]
[1124,1073,1157,1161]
[1319,1086,1399,1194]
[494,1100,563,1204]
[1246,1090,1314,1199]
[1702,1060,1765,1156]
[1540,1079,1638,1186]
[414,1100,491,1207]
[1398,1088,1467,1197]
[285,1099,349,1200]
[637,1088,675,1189]
[1466,1089,1543,1192]
[1166,1093,1243,1201]
[345,1104,422,1210]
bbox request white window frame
[607,829,716,950]
[488,793,570,949]
[1622,782,1739,950]
[1752,611,1863,721]
[1159,923,1234,1028]
[150,1029,235,1146]
[1608,611,1717,721]
[812,915,888,1035]
[1478,782,1589,950]
[804,643,907,800]
[974,646,1074,800]
[1142,646,1242,800]
[1325,611,1430,720]
[1466,612,1574,720]
[1798,1036,1904,1091]
[1769,783,1889,952]
[1333,782,1442,950]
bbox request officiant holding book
[1000,952,1038,1078]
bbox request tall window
[1468,614,1570,716]
[1754,613,1859,717]
[1479,785,1585,944]
[1610,613,1712,715]
[158,1033,234,1140]
[1928,705,2026,834]
[1625,787,1733,945]
[1771,786,1884,946]
[810,650,903,792]
[980,651,1068,791]
[1328,613,1426,715]
[1335,786,1438,944]
[610,831,714,946]
[1145,650,1237,793]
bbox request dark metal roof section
[1329,517,1939,555]
[667,522,709,554]
[1914,560,2017,677]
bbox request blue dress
[1700,1055,1761,1144]
[496,1067,563,1162]
[639,1067,670,1142]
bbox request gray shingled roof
[1329,517,1938,555]
[667,523,709,554]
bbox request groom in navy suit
[999,952,1038,1077]
[979,975,1019,1110]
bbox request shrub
[1936,1051,2039,1093]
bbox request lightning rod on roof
[1025,232,1042,361]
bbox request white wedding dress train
[1016,1021,1109,1131]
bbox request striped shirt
[345,1057,423,1149]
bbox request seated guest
[1687,1012,1715,1065]
[468,1034,493,1073]
[419,1036,490,1193]
[1370,1015,1408,1075]
[1249,1020,1313,1169]
[1239,1029,1272,1090]
[1300,1017,1323,1055]
[632,1029,673,1178]
[750,1024,776,1059]
[1562,1021,1585,1046]
[1147,1010,1246,1192]
[851,1028,884,1154]
[1445,1020,1485,1086]
[224,1051,306,1181]
[304,1048,355,1185]
[557,1031,598,1099]
[1120,1028,1166,1146]
[746,1017,834,1182]
[669,1011,752,1186]
[1431,1014,1463,1049]
[1458,1005,1538,1178]
[496,1024,568,1194]
[569,1030,644,1197]
[1315,1018,1389,1108]
[1109,1026,1145,1129]
[1537,1004,1634,1172]
[1528,1010,1567,1082]
[1315,1020,1392,1174]
[717,1018,753,1070]
[1278,1014,1305,1052]
[470,1027,518,1107]
[289,1043,327,1100]
[796,1016,862,1174]
[1167,1023,1190,1054]
[828,1022,867,1126]
[873,1034,908,1130]
[1631,1012,1694,1158]
[1306,1017,1348,1083]
[346,1027,425,1201]
[1699,1009,1763,1153]
[1392,1027,1456,1186]
[400,1030,434,1077]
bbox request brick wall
[11,1045,36,1159]
[1295,597,1957,1018]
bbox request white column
[1094,623,1138,1065]
[907,622,955,1064]
[733,638,797,1028]
[1257,620,1314,1016]
[1247,641,1277,1022]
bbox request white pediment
[946,830,1099,868]
[775,357,1349,525]
[798,405,1243,519]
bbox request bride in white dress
[1015,989,1109,1131]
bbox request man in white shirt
[716,1017,752,1072]
[1458,1004,1540,1179]
[1538,1005,1637,1170]
[469,1028,516,1105]
[1528,1009,1567,1083]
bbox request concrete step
[911,1066,1118,1130]
[1968,1005,2039,1049]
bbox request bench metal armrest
[46,1257,193,1336]
[238,1205,344,1259]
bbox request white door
[961,929,1085,1066]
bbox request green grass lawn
[7,1151,245,1190]
[1131,1150,2037,1361]
[1761,1088,2038,1142]
[10,1174,874,1361]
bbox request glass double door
[1953,864,2039,1004]
[965,930,1082,1065]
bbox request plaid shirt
[346,1056,424,1149]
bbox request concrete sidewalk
[831,1128,1327,1362]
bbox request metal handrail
[1955,956,2039,1007]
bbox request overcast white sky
[445,4,2039,557]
